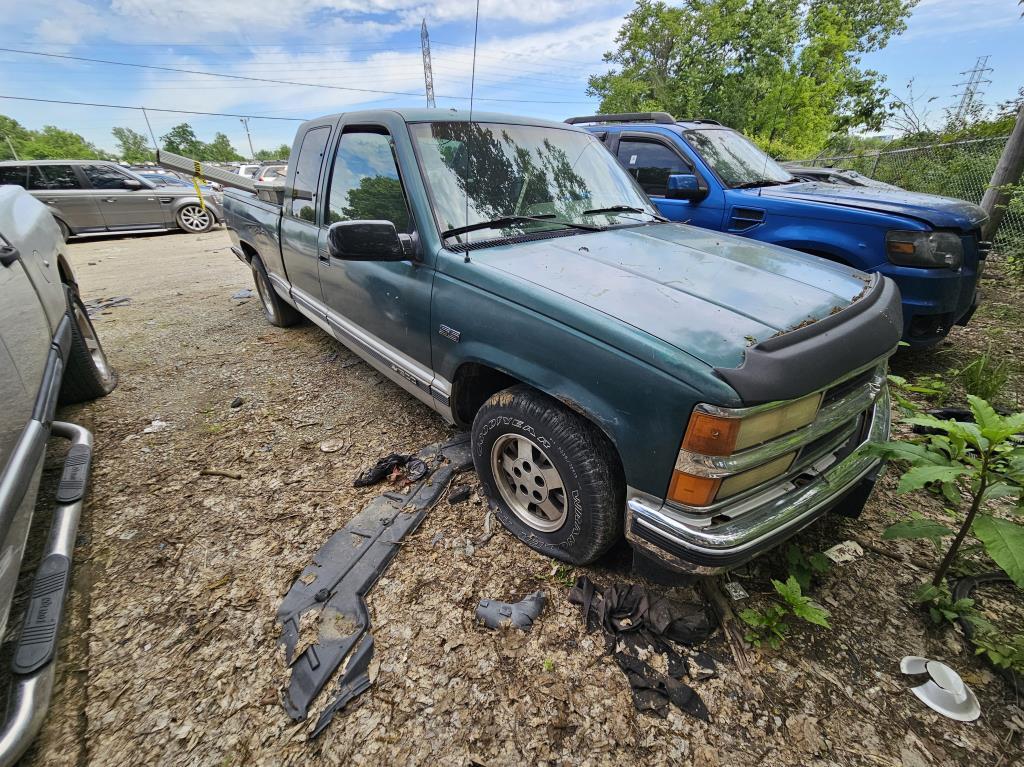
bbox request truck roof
[564,112,727,131]
[300,108,583,133]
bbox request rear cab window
[289,127,331,222]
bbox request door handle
[0,245,19,268]
[317,249,330,264]
[103,198,117,203]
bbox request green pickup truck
[218,108,901,577]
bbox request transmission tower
[421,18,436,109]
[953,55,993,122]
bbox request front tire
[472,385,624,564]
[250,254,301,327]
[59,286,117,405]
[176,204,214,233]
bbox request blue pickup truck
[569,113,990,347]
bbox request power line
[0,47,598,104]
[0,94,309,120]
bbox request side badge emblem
[439,324,461,343]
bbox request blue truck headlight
[886,230,963,269]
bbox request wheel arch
[450,359,626,478]
[56,252,78,290]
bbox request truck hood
[760,181,988,231]
[473,224,872,370]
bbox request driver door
[615,135,724,230]
[315,125,437,404]
[80,164,169,230]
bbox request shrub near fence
[800,137,1023,256]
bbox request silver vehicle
[0,185,115,764]
[0,160,224,238]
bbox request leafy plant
[957,348,1009,403]
[738,576,830,649]
[971,629,1024,674]
[913,582,982,626]
[867,396,1024,588]
[784,544,832,591]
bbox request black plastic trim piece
[11,554,71,674]
[55,444,91,504]
[565,112,676,125]
[30,351,62,426]
[0,245,19,268]
[714,275,903,404]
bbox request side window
[326,129,411,232]
[0,166,28,187]
[290,126,330,221]
[28,165,80,191]
[617,139,691,197]
[81,165,133,190]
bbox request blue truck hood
[471,224,872,370]
[760,181,988,231]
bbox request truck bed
[223,189,286,278]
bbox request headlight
[886,230,963,269]
[667,394,822,506]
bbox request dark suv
[0,160,224,238]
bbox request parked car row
[0,160,223,238]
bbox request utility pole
[239,117,256,161]
[421,18,436,109]
[981,103,1024,241]
[952,55,993,124]
[3,135,17,160]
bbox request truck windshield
[410,122,660,244]
[685,129,794,188]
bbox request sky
[0,0,1021,157]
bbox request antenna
[420,19,436,109]
[463,0,480,262]
[952,55,993,123]
[141,107,159,156]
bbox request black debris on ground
[352,453,429,488]
[568,575,717,722]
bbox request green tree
[204,132,243,162]
[255,144,290,161]
[160,123,205,157]
[20,125,103,160]
[0,115,32,159]
[335,176,410,228]
[588,0,916,156]
[111,126,154,163]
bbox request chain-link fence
[797,136,1022,253]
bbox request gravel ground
[8,229,1023,766]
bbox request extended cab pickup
[217,108,902,578]
[569,113,990,348]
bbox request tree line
[0,115,290,163]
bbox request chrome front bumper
[626,389,890,574]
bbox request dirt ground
[10,228,1024,766]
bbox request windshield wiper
[441,214,601,240]
[582,205,668,222]
[732,179,788,189]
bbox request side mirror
[666,173,706,202]
[327,220,412,262]
[123,178,143,190]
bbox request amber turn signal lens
[887,240,916,255]
[668,471,721,507]
[681,412,740,456]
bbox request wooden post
[980,103,1024,241]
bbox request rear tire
[471,385,624,564]
[59,286,117,405]
[176,204,214,233]
[251,254,301,327]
